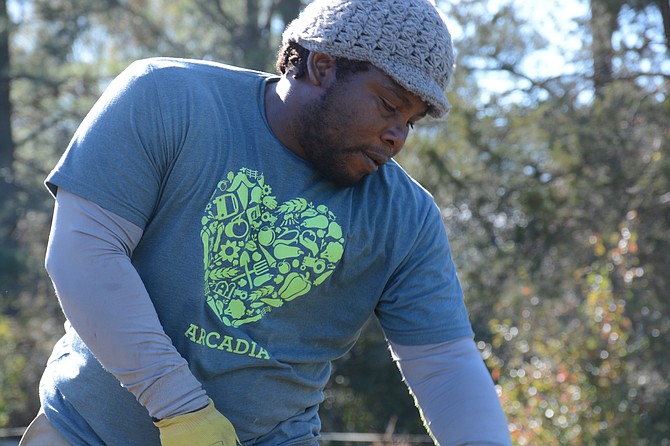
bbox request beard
[292,82,375,187]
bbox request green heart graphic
[201,168,345,328]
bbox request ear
[306,52,337,88]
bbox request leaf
[250,285,274,300]
[209,267,239,281]
[277,198,309,214]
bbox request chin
[320,168,368,188]
[307,147,373,187]
[325,174,364,188]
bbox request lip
[363,149,390,170]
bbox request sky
[511,0,590,77]
[441,0,591,99]
[444,0,668,103]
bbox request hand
[154,399,241,446]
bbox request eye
[380,96,416,130]
[380,97,397,113]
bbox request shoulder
[367,160,440,220]
[119,57,275,91]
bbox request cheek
[334,110,379,142]
[321,89,382,143]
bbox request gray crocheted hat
[282,0,454,118]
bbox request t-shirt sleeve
[46,59,173,229]
[375,201,474,345]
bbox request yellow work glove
[154,399,241,446]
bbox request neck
[264,77,303,157]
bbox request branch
[498,62,566,99]
[472,62,670,102]
[194,0,235,30]
[11,72,62,90]
[611,71,670,81]
[106,0,189,54]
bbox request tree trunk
[276,0,302,24]
[589,0,619,96]
[0,0,19,274]
[233,0,303,71]
[241,0,266,70]
[0,0,13,184]
[655,0,670,52]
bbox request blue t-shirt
[42,58,473,445]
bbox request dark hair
[275,41,370,80]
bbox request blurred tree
[590,0,618,95]
[0,0,21,294]
[0,0,12,190]
[395,0,668,443]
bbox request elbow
[44,232,100,327]
[44,234,82,300]
[44,243,58,280]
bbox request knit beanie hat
[282,0,454,118]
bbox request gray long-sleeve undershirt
[389,339,512,445]
[46,188,209,420]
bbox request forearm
[45,188,208,419]
[389,337,512,446]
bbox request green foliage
[486,215,668,445]
[0,294,65,428]
[0,315,24,427]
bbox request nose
[381,123,409,156]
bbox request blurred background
[0,0,668,444]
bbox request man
[21,0,512,445]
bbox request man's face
[293,66,428,187]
